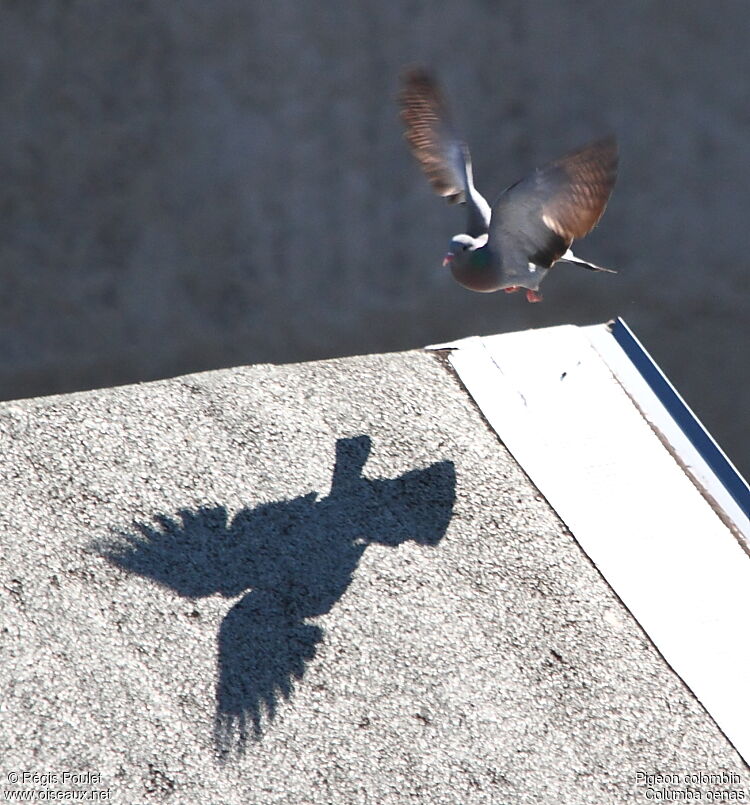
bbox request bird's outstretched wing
[399,67,467,203]
[399,67,490,235]
[490,136,619,268]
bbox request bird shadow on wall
[98,435,456,758]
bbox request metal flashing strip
[585,320,750,542]
[429,323,750,764]
[611,318,750,519]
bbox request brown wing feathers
[398,68,465,203]
[540,136,619,241]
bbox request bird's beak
[442,252,454,267]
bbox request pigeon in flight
[399,67,618,302]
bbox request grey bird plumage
[399,67,619,302]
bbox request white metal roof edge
[426,321,750,766]
[585,319,750,543]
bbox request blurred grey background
[1,1,748,476]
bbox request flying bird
[398,67,618,302]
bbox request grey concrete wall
[2,1,748,474]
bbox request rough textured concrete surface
[1,348,746,803]
[0,2,749,477]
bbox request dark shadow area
[100,436,455,757]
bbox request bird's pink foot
[525,290,543,303]
[504,286,521,294]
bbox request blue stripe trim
[611,318,750,518]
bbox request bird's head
[442,233,482,271]
[442,233,496,290]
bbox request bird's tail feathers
[560,249,617,274]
